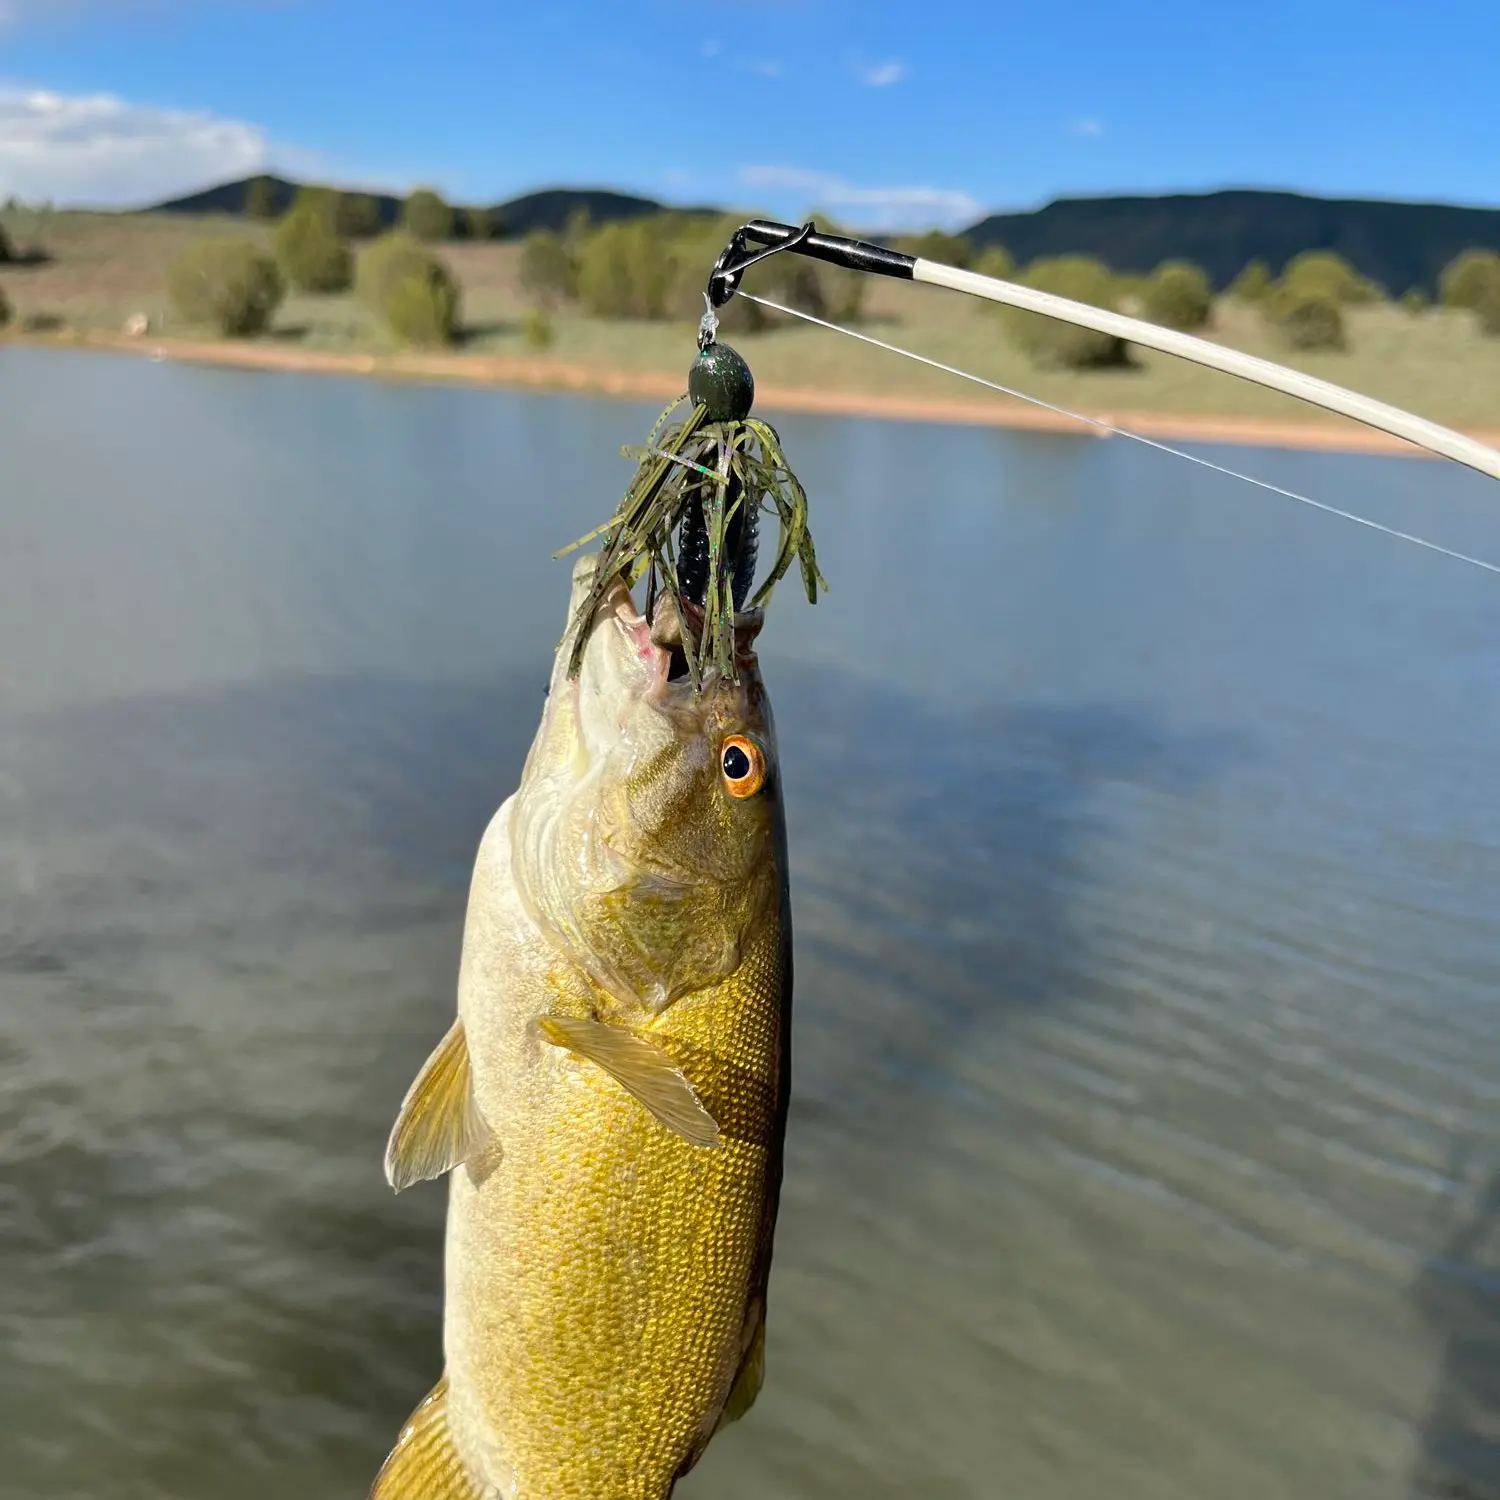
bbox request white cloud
[738,164,981,231]
[0,86,270,205]
[1069,118,1104,137]
[859,60,906,87]
[745,58,784,78]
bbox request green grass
[5,209,1500,431]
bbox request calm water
[2,346,1499,1500]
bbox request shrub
[1144,259,1213,330]
[275,200,352,292]
[519,228,577,307]
[1280,250,1381,304]
[974,244,1015,282]
[899,230,974,269]
[1439,249,1500,311]
[1227,259,1272,302]
[1401,287,1429,315]
[1477,289,1500,338]
[0,222,12,265]
[1265,287,1345,351]
[0,283,11,329]
[576,218,677,319]
[462,207,505,241]
[167,238,284,336]
[523,308,554,350]
[244,175,279,221]
[1002,256,1129,369]
[337,192,383,239]
[357,232,460,345]
[401,188,453,243]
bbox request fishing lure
[563,218,1500,684]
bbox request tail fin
[370,1376,485,1500]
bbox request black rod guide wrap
[707,220,916,308]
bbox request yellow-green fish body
[373,557,792,1500]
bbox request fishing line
[737,291,1500,579]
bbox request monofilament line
[737,291,1500,579]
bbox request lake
[1,345,1498,1500]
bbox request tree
[244,175,280,221]
[1401,287,1429,315]
[167,239,284,336]
[1144,260,1213,330]
[357,232,461,345]
[1001,256,1130,368]
[337,192,383,239]
[1227,259,1272,301]
[576,219,675,319]
[0,282,11,329]
[0,222,12,265]
[1439,249,1500,311]
[275,199,353,293]
[401,188,454,243]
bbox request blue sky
[1,0,1497,226]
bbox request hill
[962,189,1500,295]
[147,178,713,236]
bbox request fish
[371,550,793,1500]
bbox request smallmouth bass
[371,553,793,1500]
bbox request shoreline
[12,329,1500,461]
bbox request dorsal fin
[369,1376,484,1500]
[384,1019,492,1193]
[537,1015,721,1149]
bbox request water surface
[2,347,1498,1500]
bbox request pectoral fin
[384,1018,493,1193]
[369,1375,484,1500]
[538,1015,722,1149]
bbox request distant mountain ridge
[148,177,715,235]
[148,178,1500,295]
[962,189,1500,295]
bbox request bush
[401,188,453,243]
[275,200,352,292]
[244,175,279,221]
[337,192,383,239]
[1002,256,1129,369]
[1401,287,1429,315]
[974,244,1015,281]
[576,218,676,319]
[1439,249,1500,311]
[519,228,577,307]
[898,230,974,269]
[357,232,460,345]
[0,223,12,265]
[1265,287,1345,351]
[1144,259,1212,330]
[1279,250,1382,304]
[462,207,505,241]
[1227,259,1272,302]
[0,283,11,329]
[1477,289,1500,338]
[523,308,554,350]
[167,238,284,336]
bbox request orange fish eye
[720,735,766,799]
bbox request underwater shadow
[1410,1157,1500,1499]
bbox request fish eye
[720,735,766,799]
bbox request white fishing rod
[704,220,1500,486]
